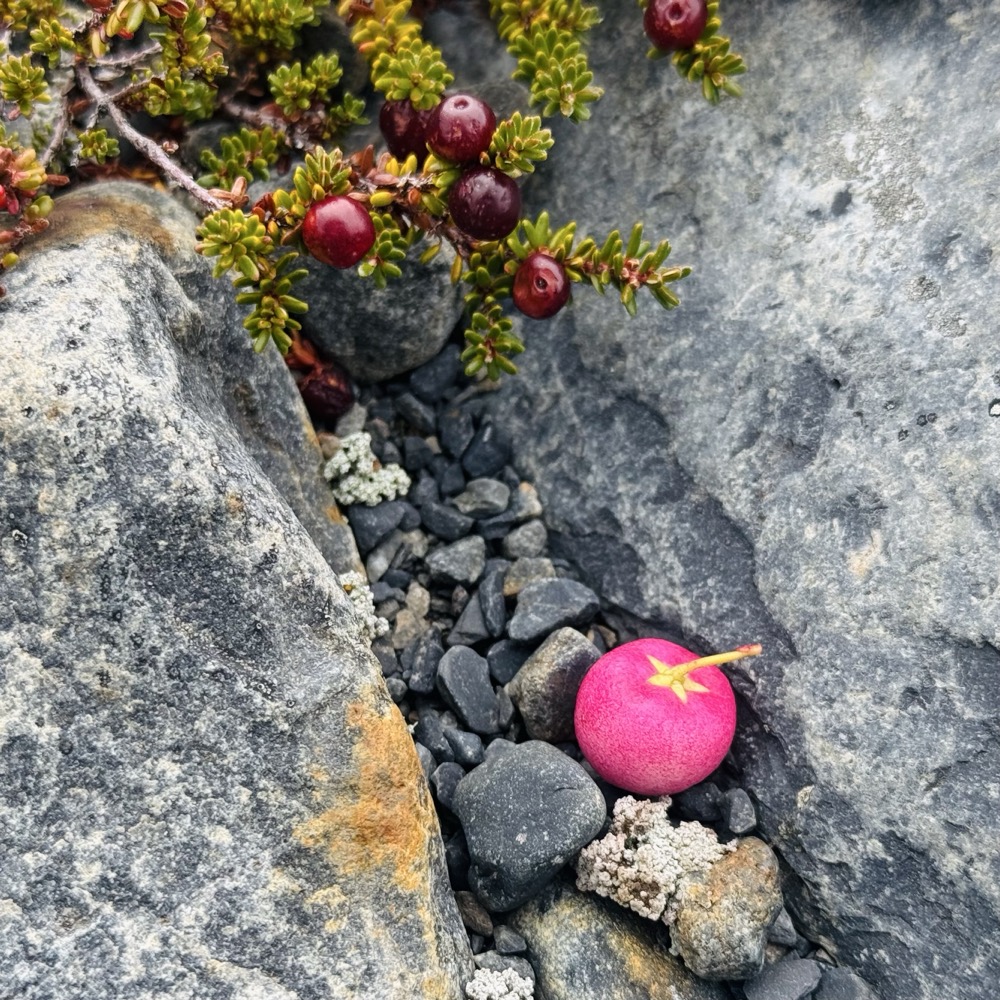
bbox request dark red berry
[426,94,497,164]
[512,251,571,319]
[297,364,354,422]
[643,0,708,52]
[302,195,376,269]
[378,99,432,161]
[448,167,521,242]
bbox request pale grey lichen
[575,795,734,923]
[323,432,411,507]
[337,571,389,643]
[465,967,534,1000]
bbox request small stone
[469,934,486,955]
[403,435,435,472]
[484,737,515,761]
[445,831,471,891]
[492,925,527,955]
[476,509,521,541]
[392,608,426,651]
[462,420,511,478]
[507,578,601,644]
[347,500,406,555]
[454,478,512,517]
[502,557,556,597]
[452,740,606,912]
[496,686,516,731]
[409,470,440,507]
[675,782,725,823]
[479,561,509,638]
[427,535,487,586]
[444,728,485,767]
[413,709,456,764]
[502,520,547,559]
[372,637,400,676]
[744,959,823,1000]
[439,406,476,458]
[725,788,758,834]
[414,741,436,782]
[385,676,408,703]
[408,626,445,694]
[335,402,368,437]
[436,647,500,735]
[505,627,601,743]
[421,500,475,542]
[815,967,880,1000]
[431,761,467,811]
[452,585,471,617]
[381,568,412,590]
[487,640,532,685]
[455,891,495,937]
[395,391,437,433]
[473,951,535,986]
[365,530,404,582]
[410,345,461,403]
[671,837,784,981]
[438,461,468,496]
[767,908,799,948]
[447,593,492,647]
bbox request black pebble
[421,501,474,542]
[347,501,405,555]
[395,391,437,434]
[431,761,466,811]
[487,640,532,685]
[409,626,445,694]
[462,420,511,478]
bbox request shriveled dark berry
[512,251,571,319]
[297,364,354,422]
[448,167,521,242]
[302,195,376,269]
[643,0,708,52]
[379,99,432,161]
[427,94,497,164]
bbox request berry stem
[651,643,762,683]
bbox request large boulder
[480,3,1000,998]
[0,183,471,998]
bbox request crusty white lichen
[465,968,534,1000]
[575,795,734,923]
[337,571,389,643]
[323,432,411,507]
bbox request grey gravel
[725,788,758,834]
[462,420,511,478]
[444,729,485,767]
[408,626,445,694]
[427,535,487,586]
[409,344,462,404]
[454,478,512,517]
[455,891,495,937]
[768,909,799,948]
[744,959,824,1000]
[431,761,467,811]
[815,968,879,1000]
[415,742,436,782]
[502,557,556,597]
[479,560,509,638]
[420,500,475,542]
[507,578,601,643]
[446,592,492,647]
[473,951,536,986]
[439,406,476,458]
[347,501,406,554]
[487,641,532,685]
[436,647,500,735]
[493,926,527,955]
[502,519,548,559]
[395,391,437,434]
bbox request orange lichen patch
[325,504,346,525]
[294,693,436,894]
[224,490,246,516]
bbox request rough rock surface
[509,878,728,1000]
[670,837,783,980]
[0,183,471,999]
[480,3,1000,997]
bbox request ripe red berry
[643,0,708,52]
[302,195,376,269]
[378,99,432,161]
[426,94,497,164]
[512,251,571,319]
[448,167,521,242]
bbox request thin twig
[75,62,225,213]
[39,105,71,170]
[94,42,162,69]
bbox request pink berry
[378,99,432,161]
[301,195,376,269]
[512,251,570,319]
[574,638,760,796]
[426,94,497,165]
[643,0,708,52]
[448,167,521,242]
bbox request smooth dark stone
[487,640,532,685]
[744,959,823,1000]
[412,709,456,763]
[385,676,408,703]
[455,891,494,937]
[438,461,468,497]
[474,951,535,986]
[436,647,499,735]
[445,830,471,891]
[444,728,485,767]
[725,787,758,834]
[454,478,511,517]
[462,420,511,478]
[371,637,400,677]
[409,344,462,404]
[421,500,475,542]
[768,909,799,948]
[427,535,487,587]
[478,562,509,638]
[439,406,476,458]
[815,968,879,1000]
[506,578,601,643]
[408,470,440,507]
[381,568,412,589]
[431,761,467,811]
[414,741,436,782]
[346,500,405,555]
[495,687,515,732]
[492,925,527,955]
[397,501,422,531]
[395,391,437,434]
[403,435,435,472]
[408,626,445,695]
[675,782,724,823]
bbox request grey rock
[421,499,475,542]
[815,968,879,1000]
[671,837,784,981]
[447,591,492,647]
[483,4,1000,996]
[509,879,729,1000]
[725,788,759,835]
[505,628,601,742]
[301,245,464,383]
[409,626,445,694]
[395,391,437,434]
[768,909,800,949]
[474,951,536,986]
[0,183,470,998]
[484,738,516,761]
[502,557,557,597]
[507,578,601,643]
[493,925,528,955]
[496,686,516,732]
[445,728,486,768]
[439,460,468,496]
[462,420,511,478]
[436,647,500,735]
[455,891,495,937]
[413,709,456,765]
[502,519,548,558]
[488,640,533,685]
[440,406,477,458]
[386,676,409,703]
[745,960,824,1000]
[675,783,725,824]
[415,742,437,783]
[455,478,512,517]
[452,741,606,912]
[479,560,510,638]
[432,761,467,812]
[427,535,487,586]
[402,434,435,471]
[348,500,406,555]
[410,345,463,404]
